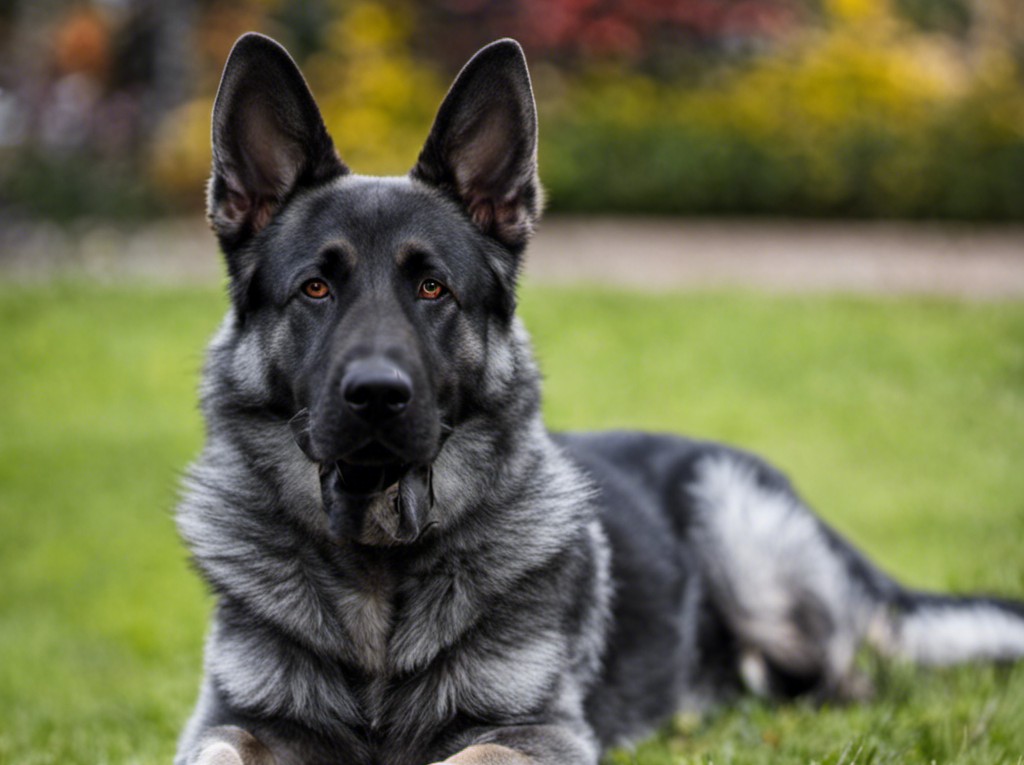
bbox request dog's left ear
[412,39,541,254]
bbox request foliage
[1,282,1023,762]
[149,0,446,202]
[421,0,802,66]
[3,0,1024,220]
[147,0,1024,220]
[2,150,167,223]
[540,0,1024,218]
[303,2,445,175]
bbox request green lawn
[1,282,1022,764]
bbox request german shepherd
[175,33,1024,765]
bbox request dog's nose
[341,360,413,423]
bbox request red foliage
[511,0,798,58]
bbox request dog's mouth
[322,455,431,545]
[334,443,411,496]
[289,409,434,544]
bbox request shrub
[540,5,1024,219]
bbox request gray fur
[176,33,1024,765]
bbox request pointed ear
[208,33,346,253]
[411,39,541,254]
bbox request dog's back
[564,430,1024,744]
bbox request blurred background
[2,3,1024,763]
[1,0,1023,224]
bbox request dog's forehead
[276,174,476,262]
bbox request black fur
[176,34,1024,765]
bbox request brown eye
[302,279,330,299]
[418,279,446,300]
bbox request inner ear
[215,103,307,234]
[229,101,307,199]
[411,39,541,254]
[208,33,346,254]
[452,111,529,233]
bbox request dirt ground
[527,218,1024,298]
[2,216,1023,298]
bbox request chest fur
[338,584,394,673]
[209,562,564,738]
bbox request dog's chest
[335,561,494,728]
[337,578,394,673]
[335,551,470,664]
[210,540,567,750]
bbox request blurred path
[528,218,1024,298]
[2,216,1023,298]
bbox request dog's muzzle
[288,404,437,545]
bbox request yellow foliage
[146,0,1024,217]
[826,0,892,24]
[148,97,214,201]
[310,2,443,174]
[342,1,409,51]
[148,1,443,199]
[542,0,1024,216]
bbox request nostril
[384,386,410,412]
[345,384,371,410]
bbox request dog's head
[207,34,540,543]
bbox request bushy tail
[805,493,1024,669]
[834,528,1024,667]
[687,450,1024,700]
[869,589,1024,666]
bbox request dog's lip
[332,441,408,496]
[289,408,406,466]
[289,407,453,467]
[333,461,406,496]
[340,440,402,467]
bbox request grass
[1,281,1022,764]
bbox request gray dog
[175,33,1024,765]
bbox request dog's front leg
[187,726,276,765]
[436,744,532,765]
[433,725,598,765]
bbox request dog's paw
[430,744,533,765]
[194,741,245,765]
[189,726,275,765]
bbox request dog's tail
[826,521,1024,665]
[865,584,1024,666]
[820,521,1024,666]
[688,451,1024,698]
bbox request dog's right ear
[208,33,346,256]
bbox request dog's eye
[302,279,331,300]
[417,279,447,300]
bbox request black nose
[341,360,413,423]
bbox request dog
[175,33,1024,765]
